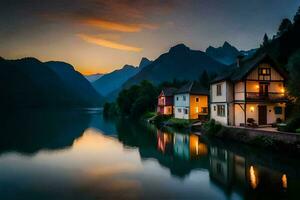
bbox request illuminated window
[258,67,271,80]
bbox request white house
[174,81,209,120]
[210,53,288,126]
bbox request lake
[0,110,299,199]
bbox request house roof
[175,81,209,95]
[211,53,288,84]
[160,87,177,96]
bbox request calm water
[0,110,299,199]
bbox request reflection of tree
[0,110,91,154]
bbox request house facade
[210,54,288,126]
[157,88,177,115]
[174,81,209,119]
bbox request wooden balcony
[246,92,287,102]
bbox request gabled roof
[175,81,209,95]
[160,87,177,97]
[211,53,288,84]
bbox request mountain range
[92,57,152,96]
[0,57,103,108]
[85,73,104,82]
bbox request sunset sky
[1,0,300,74]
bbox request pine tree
[278,18,292,35]
[262,33,269,47]
[293,6,300,24]
[198,70,210,89]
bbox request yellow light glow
[255,85,259,89]
[195,107,198,113]
[282,174,287,189]
[250,106,255,112]
[281,88,285,93]
[250,166,258,189]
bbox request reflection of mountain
[0,110,91,154]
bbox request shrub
[153,115,171,126]
[166,118,190,129]
[285,114,300,132]
[296,128,300,133]
[203,119,223,136]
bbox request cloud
[77,34,142,52]
[82,18,158,32]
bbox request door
[258,105,267,125]
[259,83,269,97]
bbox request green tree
[198,70,210,89]
[286,50,300,98]
[277,18,292,35]
[293,6,300,24]
[262,33,270,47]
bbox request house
[174,81,209,119]
[157,88,177,115]
[210,53,288,126]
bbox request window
[214,106,216,111]
[217,105,225,117]
[274,106,282,114]
[184,109,188,115]
[216,163,224,177]
[183,96,186,101]
[176,97,179,101]
[195,97,199,102]
[258,67,271,80]
[178,108,182,113]
[216,84,222,96]
[201,107,208,113]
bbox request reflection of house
[209,146,235,186]
[157,130,173,154]
[174,81,209,119]
[157,88,177,115]
[173,133,190,160]
[210,54,288,126]
[173,133,208,160]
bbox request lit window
[195,107,198,113]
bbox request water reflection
[0,111,299,199]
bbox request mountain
[0,57,103,108]
[122,44,228,89]
[85,73,104,82]
[92,57,152,96]
[46,61,104,106]
[206,41,257,65]
[206,41,241,65]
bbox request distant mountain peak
[169,43,190,54]
[122,64,136,70]
[138,57,152,69]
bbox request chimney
[236,54,244,68]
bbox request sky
[0,0,300,74]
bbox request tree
[277,18,292,35]
[286,50,300,98]
[198,70,210,89]
[262,33,270,47]
[293,6,300,24]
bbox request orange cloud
[78,34,142,52]
[82,18,158,32]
